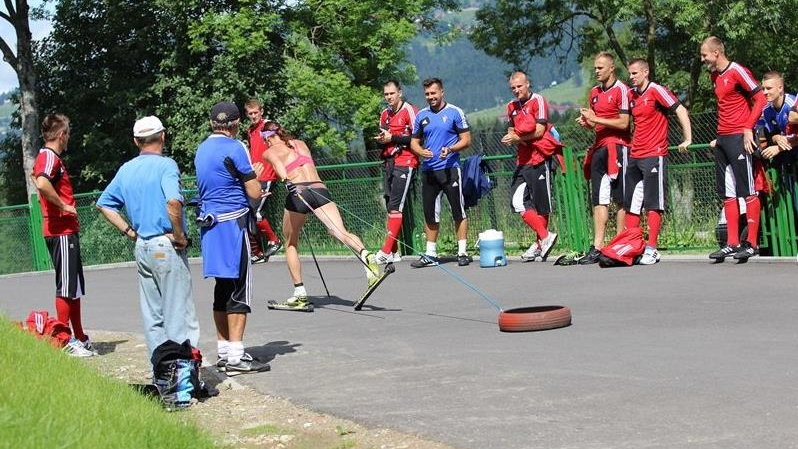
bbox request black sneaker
[411,254,439,268]
[224,357,271,376]
[250,253,268,264]
[709,244,737,260]
[578,245,600,265]
[264,241,283,258]
[216,352,254,371]
[732,241,758,260]
[457,254,471,266]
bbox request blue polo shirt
[412,103,470,171]
[759,93,796,136]
[97,153,185,239]
[194,134,254,214]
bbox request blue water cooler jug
[478,229,507,267]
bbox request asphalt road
[2,256,797,449]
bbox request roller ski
[267,295,314,312]
[354,262,395,311]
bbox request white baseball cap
[133,116,165,138]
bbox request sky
[0,2,52,93]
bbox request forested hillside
[405,7,579,112]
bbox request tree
[470,0,798,109]
[277,0,458,159]
[0,0,39,200]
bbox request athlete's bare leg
[592,205,609,249]
[313,202,367,253]
[283,209,306,285]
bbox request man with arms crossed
[501,70,562,261]
[410,78,472,267]
[759,72,797,162]
[625,59,692,264]
[700,36,767,261]
[577,52,632,264]
[374,80,418,264]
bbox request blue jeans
[135,236,200,358]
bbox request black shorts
[213,236,252,314]
[509,161,555,215]
[250,180,277,221]
[421,167,466,224]
[284,183,333,214]
[624,156,667,214]
[590,145,628,206]
[715,134,755,198]
[383,158,415,212]
[45,233,85,299]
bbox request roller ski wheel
[267,298,314,312]
[354,263,395,311]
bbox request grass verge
[0,318,218,449]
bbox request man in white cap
[97,116,200,375]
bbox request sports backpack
[21,310,72,348]
[598,227,646,267]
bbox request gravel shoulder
[86,330,460,449]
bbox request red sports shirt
[711,62,766,135]
[506,93,562,166]
[630,82,680,158]
[33,148,79,236]
[379,101,419,168]
[589,80,632,148]
[248,119,277,181]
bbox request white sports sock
[228,341,244,365]
[293,285,307,298]
[426,241,437,256]
[217,340,229,359]
[458,239,467,256]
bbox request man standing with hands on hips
[410,77,472,267]
[97,116,200,369]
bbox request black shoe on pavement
[457,254,471,266]
[578,245,600,265]
[250,253,268,264]
[732,241,758,260]
[709,244,738,260]
[225,357,271,376]
[264,241,283,258]
[410,254,439,268]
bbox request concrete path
[2,256,797,449]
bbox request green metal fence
[9,111,798,275]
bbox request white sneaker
[63,337,95,357]
[390,252,402,263]
[375,250,392,265]
[639,246,660,265]
[81,336,98,355]
[521,242,541,261]
[539,232,558,261]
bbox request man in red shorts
[625,58,692,264]
[373,80,418,264]
[244,98,282,263]
[700,36,766,261]
[32,113,94,357]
